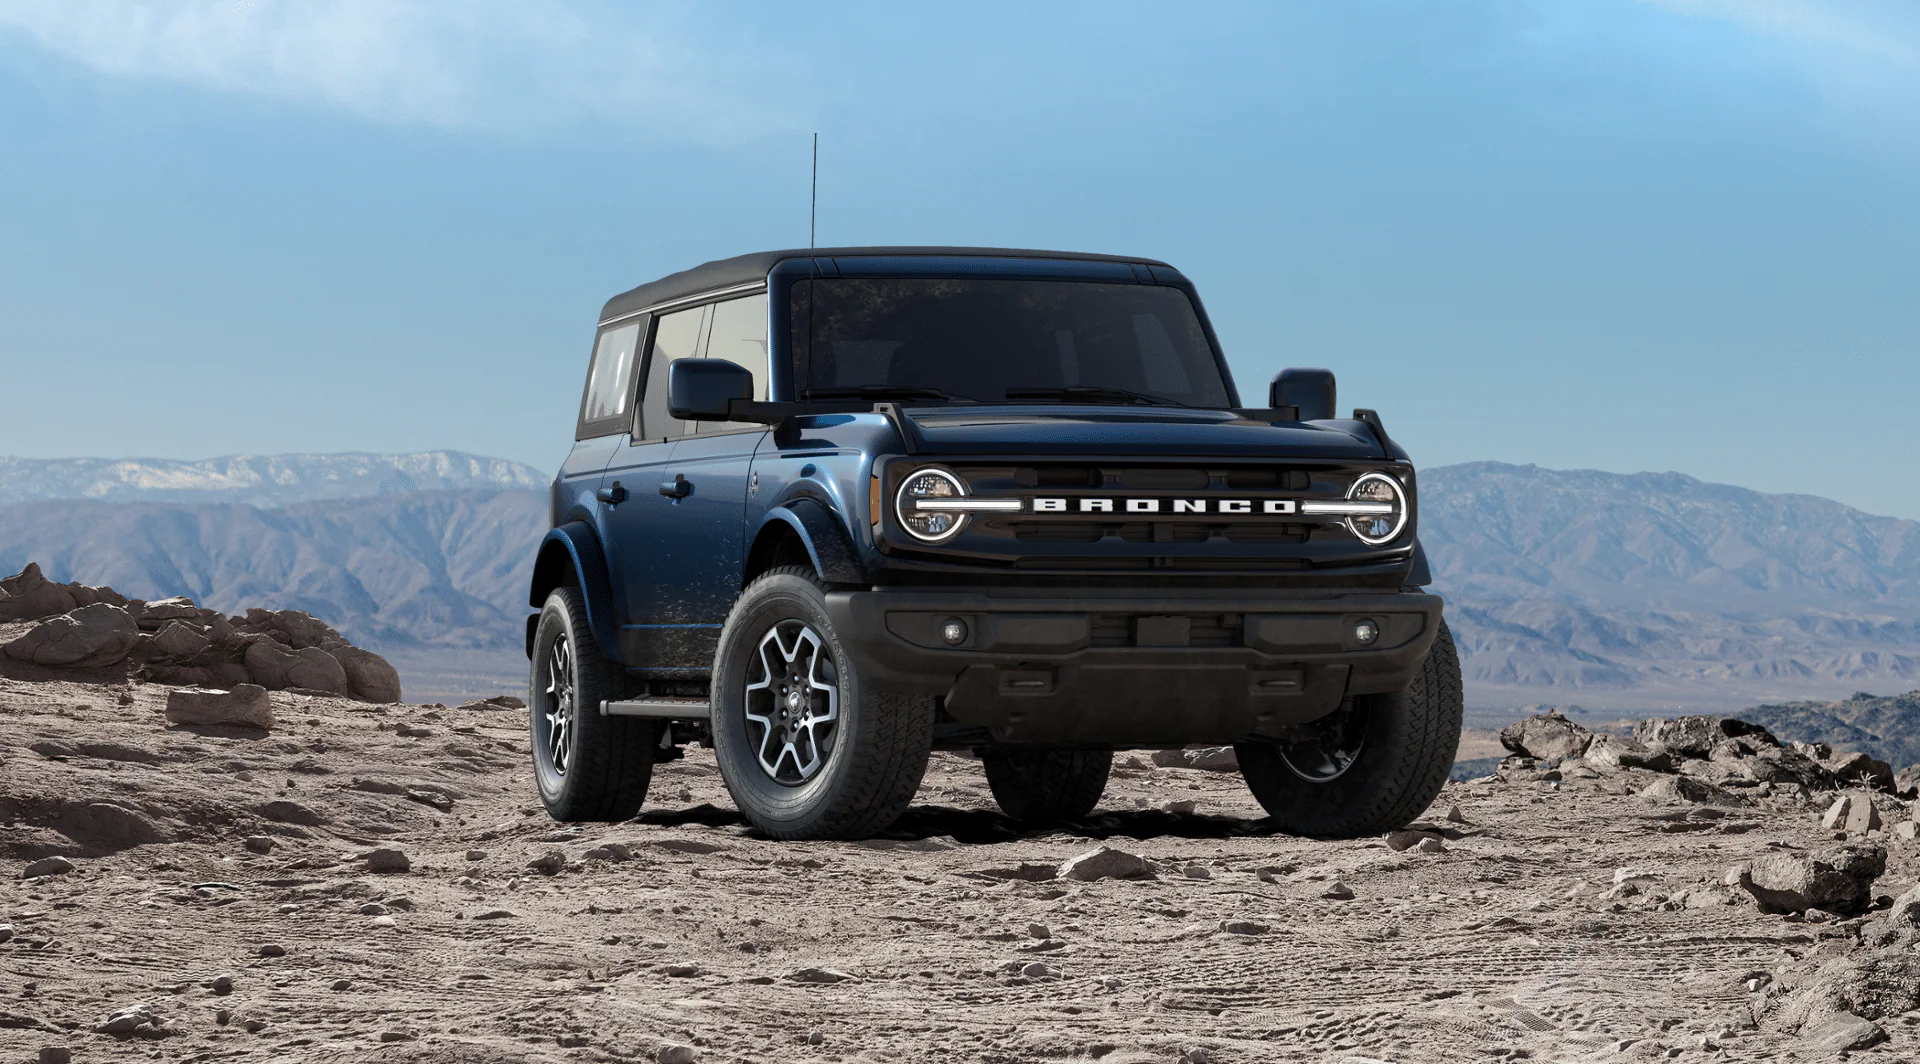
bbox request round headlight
[1346,472,1407,545]
[895,468,970,542]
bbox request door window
[576,319,643,439]
[638,305,708,440]
[704,293,769,400]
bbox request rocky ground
[7,684,1920,1064]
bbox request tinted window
[639,305,707,439]
[705,293,769,400]
[797,279,1229,407]
[578,320,642,436]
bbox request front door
[601,293,769,673]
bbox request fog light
[941,618,969,645]
[1353,619,1379,646]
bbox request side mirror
[1271,368,1336,421]
[668,359,754,420]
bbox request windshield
[794,278,1232,407]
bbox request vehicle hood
[893,405,1388,459]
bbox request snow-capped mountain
[0,451,546,508]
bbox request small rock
[1161,800,1197,815]
[1639,775,1739,806]
[1896,821,1919,841]
[94,1003,161,1035]
[370,915,396,928]
[0,924,13,943]
[658,1043,699,1064]
[1416,836,1447,854]
[806,1028,826,1045]
[528,850,566,875]
[1385,829,1436,852]
[257,944,286,957]
[1323,881,1356,900]
[358,903,388,916]
[1181,863,1211,880]
[331,979,351,991]
[472,909,518,921]
[243,1018,267,1033]
[1027,922,1051,940]
[164,685,275,730]
[210,975,232,995]
[1824,751,1895,791]
[1500,708,1593,760]
[1799,1013,1887,1053]
[786,967,856,984]
[241,836,275,854]
[39,1047,72,1064]
[582,842,632,862]
[465,849,487,861]
[1059,845,1155,881]
[1804,907,1836,923]
[1444,805,1468,823]
[1020,962,1062,980]
[362,848,410,874]
[21,856,75,879]
[664,964,701,977]
[215,1009,230,1025]
[379,1030,416,1043]
[1220,919,1269,935]
[1738,844,1886,915]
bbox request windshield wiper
[805,385,976,403]
[1002,386,1187,407]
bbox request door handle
[659,474,691,499]
[595,481,628,505]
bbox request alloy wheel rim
[543,635,575,776]
[742,620,839,785]
[1279,703,1367,783]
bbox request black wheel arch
[746,498,866,586]
[527,522,622,663]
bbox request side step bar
[601,698,711,720]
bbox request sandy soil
[3,678,1915,1063]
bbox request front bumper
[826,585,1442,747]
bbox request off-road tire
[1236,619,1463,837]
[529,586,656,821]
[982,748,1112,825]
[710,566,936,840]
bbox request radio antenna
[809,133,818,248]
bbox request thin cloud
[0,0,806,137]
[1649,0,1920,67]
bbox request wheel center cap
[786,690,802,711]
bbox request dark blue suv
[527,247,1460,840]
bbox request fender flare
[759,498,867,585]
[1407,538,1432,587]
[527,522,623,663]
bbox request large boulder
[326,645,402,704]
[1634,715,1780,760]
[1499,709,1593,760]
[1584,733,1673,772]
[1824,751,1895,792]
[245,608,345,650]
[164,684,275,729]
[243,640,349,695]
[2,603,140,667]
[0,562,77,621]
[1737,844,1885,915]
[1740,746,1833,790]
[150,620,212,662]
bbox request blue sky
[2,1,1918,518]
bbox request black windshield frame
[778,264,1240,409]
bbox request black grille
[1001,521,1310,545]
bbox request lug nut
[1353,619,1379,646]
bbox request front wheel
[710,567,936,840]
[1236,619,1463,837]
[529,586,656,821]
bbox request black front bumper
[827,586,1442,748]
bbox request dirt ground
[3,678,1916,1063]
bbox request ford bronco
[527,247,1461,840]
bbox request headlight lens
[1346,472,1407,545]
[896,468,969,542]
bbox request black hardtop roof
[599,246,1173,322]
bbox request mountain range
[0,451,545,508]
[1,452,1916,718]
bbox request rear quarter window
[576,318,644,439]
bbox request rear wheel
[1236,619,1462,837]
[983,748,1111,825]
[710,566,936,840]
[529,586,656,821]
